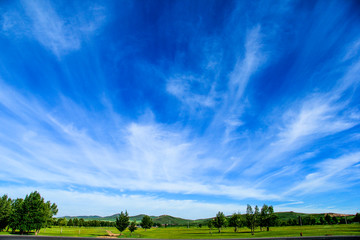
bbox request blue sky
[0,0,360,219]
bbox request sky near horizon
[0,0,360,219]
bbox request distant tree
[259,205,277,231]
[213,211,227,233]
[0,195,12,231]
[115,211,129,234]
[58,218,67,226]
[353,213,360,222]
[128,221,137,236]
[73,218,79,227]
[325,214,331,225]
[229,212,243,232]
[319,217,325,225]
[331,216,338,224]
[78,218,85,227]
[246,204,259,235]
[140,215,153,231]
[67,219,74,227]
[207,219,214,234]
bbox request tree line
[206,204,277,235]
[206,205,360,236]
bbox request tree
[353,213,360,223]
[331,216,338,224]
[115,211,129,234]
[0,195,12,231]
[22,191,56,234]
[325,214,331,224]
[67,219,74,227]
[246,204,259,235]
[319,217,325,225]
[73,218,79,227]
[207,219,214,234]
[8,192,57,234]
[140,215,153,231]
[128,221,137,236]
[9,198,25,234]
[229,212,243,232]
[213,211,227,233]
[259,205,277,231]
[79,218,85,227]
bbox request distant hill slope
[63,211,355,224]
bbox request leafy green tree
[259,204,277,231]
[228,212,243,232]
[23,191,56,233]
[325,214,331,224]
[128,221,137,236]
[58,218,67,226]
[9,198,25,233]
[207,219,214,234]
[319,217,325,225]
[246,204,259,235]
[115,211,129,234]
[78,218,85,227]
[140,215,153,231]
[213,211,227,233]
[0,195,12,231]
[331,216,338,224]
[73,218,79,227]
[67,219,74,227]
[353,213,360,222]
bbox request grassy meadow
[1,224,359,238]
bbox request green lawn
[1,224,359,238]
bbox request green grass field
[1,224,359,238]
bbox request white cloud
[0,80,277,203]
[1,0,106,57]
[286,152,360,195]
[278,97,355,146]
[166,75,217,112]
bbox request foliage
[246,204,259,235]
[141,215,153,231]
[8,191,57,234]
[207,219,214,234]
[213,211,227,233]
[128,221,137,235]
[259,205,277,231]
[115,211,129,233]
[67,219,73,227]
[353,213,360,222]
[325,214,331,224]
[228,212,243,232]
[0,195,12,231]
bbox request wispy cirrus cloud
[286,152,360,196]
[1,0,106,57]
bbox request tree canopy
[0,195,12,231]
[5,191,57,234]
[213,211,227,233]
[246,204,259,235]
[140,215,153,231]
[229,212,243,232]
[115,211,129,233]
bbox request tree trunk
[267,226,269,231]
